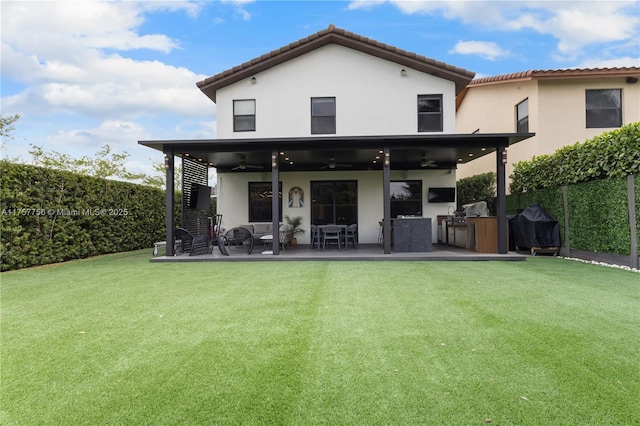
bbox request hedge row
[506,176,638,256]
[0,161,165,271]
[510,122,640,193]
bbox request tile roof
[196,24,476,102]
[469,67,640,86]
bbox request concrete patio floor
[149,243,527,262]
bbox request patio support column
[496,144,508,254]
[383,147,391,254]
[271,150,280,255]
[164,148,175,256]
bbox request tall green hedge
[510,122,640,193]
[0,161,165,271]
[506,176,636,256]
[456,172,496,213]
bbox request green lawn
[1,251,638,425]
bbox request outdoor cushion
[253,223,271,234]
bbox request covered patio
[139,132,533,260]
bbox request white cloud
[48,120,150,149]
[449,40,510,61]
[351,0,639,62]
[1,2,213,120]
[220,0,255,21]
[577,56,640,68]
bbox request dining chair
[322,225,342,250]
[310,224,322,250]
[346,224,358,249]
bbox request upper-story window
[516,98,529,133]
[233,99,256,132]
[586,89,622,128]
[418,94,443,132]
[311,97,336,134]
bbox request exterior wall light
[502,150,508,164]
[400,69,407,76]
[251,77,257,84]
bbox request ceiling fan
[420,155,437,168]
[319,157,353,170]
[232,155,263,171]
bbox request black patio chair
[224,227,254,254]
[175,227,211,256]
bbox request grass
[1,251,639,425]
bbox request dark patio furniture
[224,227,255,254]
[175,227,211,256]
[217,235,230,256]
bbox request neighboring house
[455,67,640,187]
[141,25,529,255]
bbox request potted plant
[284,215,305,246]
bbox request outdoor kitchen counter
[445,217,500,253]
[393,217,432,252]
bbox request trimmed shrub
[456,172,496,213]
[510,122,640,193]
[0,161,165,271]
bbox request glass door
[311,180,357,225]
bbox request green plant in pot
[284,215,305,246]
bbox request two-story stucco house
[141,25,530,256]
[456,67,640,187]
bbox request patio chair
[216,235,230,256]
[346,224,358,249]
[224,227,254,254]
[310,224,322,250]
[175,227,211,256]
[322,224,342,250]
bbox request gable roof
[196,24,475,102]
[455,67,640,109]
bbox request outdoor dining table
[316,224,349,250]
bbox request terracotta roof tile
[470,67,640,86]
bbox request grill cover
[510,203,560,249]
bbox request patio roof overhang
[139,133,533,173]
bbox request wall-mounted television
[189,183,212,210]
[427,187,455,203]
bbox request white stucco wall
[217,169,457,245]
[216,44,457,138]
[456,76,640,186]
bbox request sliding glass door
[311,180,357,225]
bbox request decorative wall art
[288,186,304,208]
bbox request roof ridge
[197,24,475,102]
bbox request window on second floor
[586,89,622,128]
[516,98,529,133]
[311,97,336,134]
[418,94,443,132]
[234,99,256,132]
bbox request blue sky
[2,0,639,179]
